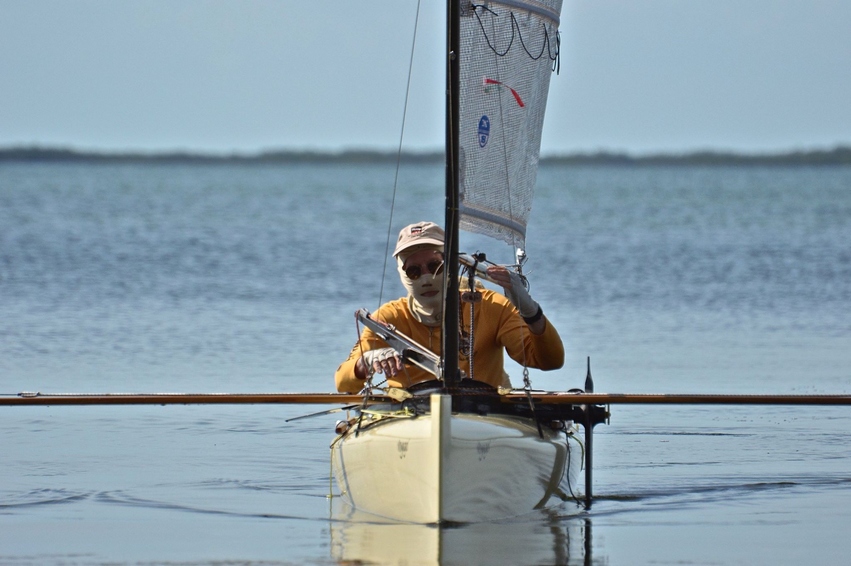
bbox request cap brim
[393,238,445,257]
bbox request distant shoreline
[2,146,850,166]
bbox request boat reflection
[329,501,594,566]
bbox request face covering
[397,255,444,327]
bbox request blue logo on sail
[478,115,490,148]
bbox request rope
[505,257,543,437]
[377,0,424,309]
[328,441,337,499]
[464,256,481,380]
[564,428,584,504]
[352,314,376,437]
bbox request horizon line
[2,144,851,166]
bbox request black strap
[522,305,544,325]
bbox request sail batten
[458,0,562,250]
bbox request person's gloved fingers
[506,271,539,319]
[378,349,401,376]
[363,347,402,375]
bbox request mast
[443,0,461,389]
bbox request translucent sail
[458,0,562,251]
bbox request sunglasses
[404,259,445,281]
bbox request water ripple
[95,490,309,521]
[0,488,90,509]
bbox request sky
[1,0,850,156]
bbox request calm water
[2,162,850,565]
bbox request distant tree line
[540,146,851,166]
[0,147,438,165]
[2,145,850,166]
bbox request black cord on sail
[470,3,561,72]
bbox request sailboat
[8,0,850,531]
[329,0,596,523]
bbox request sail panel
[458,0,562,251]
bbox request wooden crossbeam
[2,391,850,406]
[0,392,368,406]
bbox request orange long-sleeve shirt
[334,288,564,393]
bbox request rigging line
[377,0,424,310]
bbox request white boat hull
[331,394,583,523]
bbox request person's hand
[486,265,540,319]
[361,347,404,377]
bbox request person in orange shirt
[334,221,564,393]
